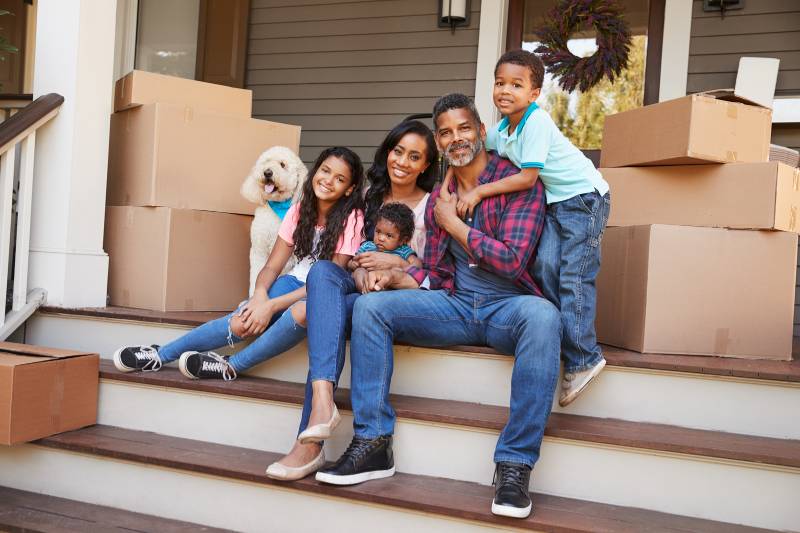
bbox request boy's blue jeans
[158,275,307,373]
[533,190,611,373]
[349,289,561,467]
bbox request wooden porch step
[99,361,800,469]
[43,305,800,383]
[34,425,773,533]
[0,485,230,533]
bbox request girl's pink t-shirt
[277,203,364,282]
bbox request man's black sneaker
[178,351,237,380]
[491,462,533,518]
[315,435,394,485]
[113,345,162,373]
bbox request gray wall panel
[687,0,800,96]
[246,0,480,166]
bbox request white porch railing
[0,93,64,340]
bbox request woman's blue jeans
[297,261,360,434]
[158,275,307,373]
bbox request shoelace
[494,464,528,490]
[135,347,162,372]
[341,438,377,464]
[201,354,237,381]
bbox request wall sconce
[439,0,470,33]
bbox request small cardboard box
[602,162,800,232]
[114,70,253,117]
[600,93,772,167]
[107,103,301,215]
[0,342,98,445]
[105,206,252,312]
[596,225,797,360]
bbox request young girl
[112,146,365,383]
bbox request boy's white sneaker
[559,358,606,407]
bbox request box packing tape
[49,370,64,431]
[726,103,738,119]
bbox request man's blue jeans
[533,190,611,373]
[297,260,360,434]
[158,275,307,373]
[350,289,561,467]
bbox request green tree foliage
[542,35,646,149]
[0,10,19,58]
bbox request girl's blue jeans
[158,275,307,373]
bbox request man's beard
[445,137,483,167]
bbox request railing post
[0,148,17,327]
[12,132,35,311]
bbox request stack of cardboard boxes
[596,93,799,361]
[104,71,301,312]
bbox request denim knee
[352,292,386,323]
[521,299,562,337]
[307,260,343,285]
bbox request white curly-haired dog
[241,146,307,296]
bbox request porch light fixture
[439,0,470,33]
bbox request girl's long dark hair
[293,147,365,262]
[364,120,438,238]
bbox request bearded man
[316,93,561,520]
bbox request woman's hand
[355,251,406,271]
[352,267,370,294]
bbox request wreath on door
[534,0,632,92]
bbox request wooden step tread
[100,362,800,469]
[34,425,773,533]
[39,306,800,383]
[0,485,231,533]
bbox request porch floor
[38,305,800,384]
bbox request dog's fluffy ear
[241,163,264,205]
[288,152,308,203]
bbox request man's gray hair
[432,93,482,131]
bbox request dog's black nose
[264,169,273,179]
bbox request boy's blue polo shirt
[486,103,609,204]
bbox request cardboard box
[596,225,797,360]
[114,70,253,117]
[600,93,772,167]
[105,206,252,312]
[107,103,301,215]
[602,162,800,232]
[0,342,98,445]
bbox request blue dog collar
[268,198,293,220]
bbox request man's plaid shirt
[406,151,546,296]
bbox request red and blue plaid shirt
[406,151,546,296]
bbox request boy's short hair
[376,202,415,242]
[495,49,545,90]
[432,93,482,132]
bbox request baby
[349,202,421,292]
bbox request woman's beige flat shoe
[297,405,341,444]
[265,449,325,481]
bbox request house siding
[687,0,800,96]
[245,0,481,166]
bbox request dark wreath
[534,0,632,93]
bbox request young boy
[350,202,421,291]
[445,49,610,407]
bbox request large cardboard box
[602,162,800,232]
[600,94,771,167]
[107,103,301,215]
[105,206,252,312]
[114,70,253,117]
[0,342,98,445]
[596,225,797,360]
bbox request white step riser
[0,446,497,533]
[27,314,800,439]
[98,380,800,531]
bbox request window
[506,0,663,150]
[135,0,201,80]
